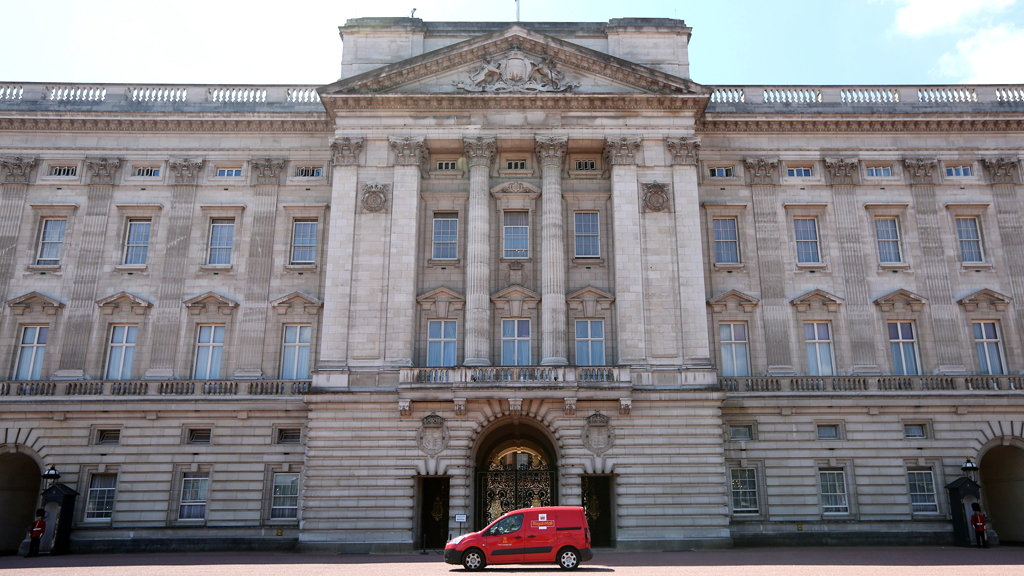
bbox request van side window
[490,513,524,535]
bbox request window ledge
[115,264,148,272]
[796,263,827,270]
[27,264,62,276]
[567,170,602,179]
[500,258,532,264]
[265,519,300,526]
[497,169,535,178]
[713,262,745,270]
[428,170,465,179]
[427,259,461,268]
[572,257,604,267]
[878,262,910,270]
[962,262,992,270]
[199,264,234,274]
[284,263,317,272]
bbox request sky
[2,0,1023,86]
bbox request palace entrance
[474,420,558,530]
[981,445,1024,543]
[0,452,40,555]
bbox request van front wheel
[557,547,580,570]
[462,548,486,571]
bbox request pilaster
[463,136,497,366]
[984,157,1024,357]
[536,136,568,366]
[0,157,35,305]
[604,137,646,364]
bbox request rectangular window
[280,325,311,379]
[956,217,983,263]
[15,326,47,381]
[946,165,972,177]
[713,218,740,264]
[875,218,902,263]
[731,468,759,514]
[85,473,117,520]
[817,424,840,440]
[105,325,138,380]
[804,322,835,376]
[133,166,159,177]
[436,160,457,171]
[794,218,820,263]
[290,220,317,264]
[575,159,597,171]
[788,167,812,177]
[719,322,750,377]
[96,429,120,445]
[866,166,892,177]
[729,425,753,441]
[973,321,1005,375]
[904,424,927,439]
[48,165,77,177]
[217,168,242,177]
[506,159,526,170]
[503,211,529,259]
[908,470,938,513]
[193,325,225,380]
[501,319,531,366]
[208,219,235,265]
[271,473,300,519]
[575,320,605,366]
[708,167,734,178]
[187,429,211,444]
[294,166,322,178]
[123,219,151,265]
[888,322,919,376]
[276,428,302,444]
[574,212,600,258]
[820,470,849,513]
[36,219,67,265]
[178,472,209,520]
[432,213,458,260]
[427,320,457,367]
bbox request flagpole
[516,0,520,21]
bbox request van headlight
[448,535,467,545]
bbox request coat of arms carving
[416,414,450,456]
[582,412,615,455]
[454,48,579,93]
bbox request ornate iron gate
[476,463,557,528]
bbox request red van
[444,506,593,570]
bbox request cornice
[0,114,331,133]
[323,93,704,112]
[700,115,1024,133]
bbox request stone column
[0,157,35,301]
[315,138,363,386]
[905,158,966,374]
[146,158,203,379]
[745,158,795,375]
[234,158,285,378]
[384,136,428,367]
[825,158,880,374]
[983,158,1024,353]
[463,136,497,366]
[604,137,646,364]
[536,136,568,366]
[667,137,713,368]
[55,158,121,379]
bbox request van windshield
[488,513,524,535]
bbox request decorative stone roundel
[642,181,670,212]
[582,412,615,455]
[416,414,450,456]
[361,183,389,212]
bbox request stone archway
[980,445,1024,544]
[0,452,41,554]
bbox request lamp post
[41,465,61,491]
[961,456,979,482]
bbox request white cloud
[939,24,1024,82]
[893,0,1016,36]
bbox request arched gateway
[0,452,41,554]
[980,445,1024,544]
[473,418,559,530]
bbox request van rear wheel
[462,548,486,571]
[557,547,580,570]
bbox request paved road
[1,547,1022,576]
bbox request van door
[482,513,524,564]
[522,509,557,563]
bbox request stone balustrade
[708,84,1024,109]
[719,374,1024,394]
[400,365,631,385]
[0,379,312,398]
[0,83,324,111]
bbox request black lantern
[42,464,61,490]
[961,456,979,482]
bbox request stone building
[1,17,1023,554]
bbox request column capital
[331,137,364,166]
[388,136,429,170]
[0,156,35,184]
[535,136,567,169]
[463,136,497,168]
[85,157,121,185]
[603,136,642,166]
[168,158,204,185]
[665,136,700,165]
[824,157,859,185]
[251,158,286,185]
[983,157,1019,184]
[744,157,779,185]
[904,158,938,185]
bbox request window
[208,218,235,265]
[193,325,225,379]
[973,321,1005,375]
[96,429,121,445]
[904,424,927,439]
[817,424,840,440]
[178,472,209,520]
[36,219,67,265]
[713,218,740,264]
[290,220,317,264]
[15,326,47,381]
[888,322,919,376]
[574,212,600,258]
[575,320,605,366]
[719,323,749,377]
[123,219,151,265]
[295,166,322,178]
[874,218,901,263]
[105,325,138,380]
[503,211,529,259]
[217,168,242,177]
[271,473,300,519]
[907,470,938,513]
[788,167,812,177]
[820,469,849,513]
[794,218,820,263]
[956,218,983,263]
[501,319,531,366]
[729,425,753,441]
[804,322,834,376]
[730,468,758,514]
[946,165,972,177]
[436,160,457,171]
[48,165,77,177]
[427,320,457,367]
[708,167,734,178]
[489,513,524,535]
[134,166,159,177]
[85,474,117,520]
[281,325,311,379]
[432,213,458,260]
[187,429,212,444]
[276,428,302,444]
[866,166,892,177]
[575,159,596,171]
[506,159,526,170]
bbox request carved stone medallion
[641,181,670,212]
[582,412,615,455]
[416,414,450,456]
[454,47,579,93]
[361,183,389,212]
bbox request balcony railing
[0,83,323,110]
[400,366,630,385]
[707,84,1024,109]
[0,379,312,398]
[719,375,1024,394]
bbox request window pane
[517,340,530,365]
[282,346,297,379]
[576,341,590,366]
[577,321,589,339]
[502,341,515,365]
[199,325,212,344]
[734,343,749,376]
[817,323,830,340]
[443,321,457,339]
[591,341,605,365]
[428,320,442,339]
[212,326,225,343]
[442,342,456,367]
[106,347,124,379]
[518,320,530,337]
[818,345,834,376]
[502,320,516,339]
[208,346,223,379]
[195,347,210,379]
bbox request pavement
[1,547,1023,576]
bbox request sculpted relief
[454,47,579,93]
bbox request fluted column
[536,136,568,366]
[604,137,646,364]
[0,157,35,302]
[905,158,966,374]
[463,136,497,366]
[984,158,1024,355]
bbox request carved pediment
[958,288,1012,312]
[566,286,615,317]
[790,289,844,313]
[708,289,760,313]
[95,291,152,315]
[183,291,239,315]
[6,291,64,315]
[491,285,541,317]
[874,289,927,313]
[416,286,466,319]
[491,180,541,199]
[270,291,323,315]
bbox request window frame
[178,471,210,520]
[426,319,458,367]
[719,321,750,377]
[36,218,67,266]
[729,467,760,515]
[84,472,118,521]
[573,212,601,259]
[121,219,152,266]
[865,165,893,178]
[431,212,459,261]
[192,324,226,380]
[14,325,48,381]
[728,424,754,442]
[887,321,921,376]
[207,218,235,266]
[874,217,903,264]
[501,318,532,366]
[712,217,741,265]
[955,217,984,263]
[502,211,530,260]
[945,165,973,177]
[816,424,841,441]
[793,217,821,264]
[972,320,1007,375]
[804,321,836,376]
[104,324,139,380]
[708,166,735,178]
[903,423,928,439]
[819,468,850,515]
[787,167,813,177]
[574,319,606,366]
[270,472,301,520]
[907,468,940,514]
[289,219,318,265]
[280,324,312,380]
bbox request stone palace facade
[1,17,1023,554]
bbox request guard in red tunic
[25,508,45,558]
[970,502,989,548]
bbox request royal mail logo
[531,520,554,528]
